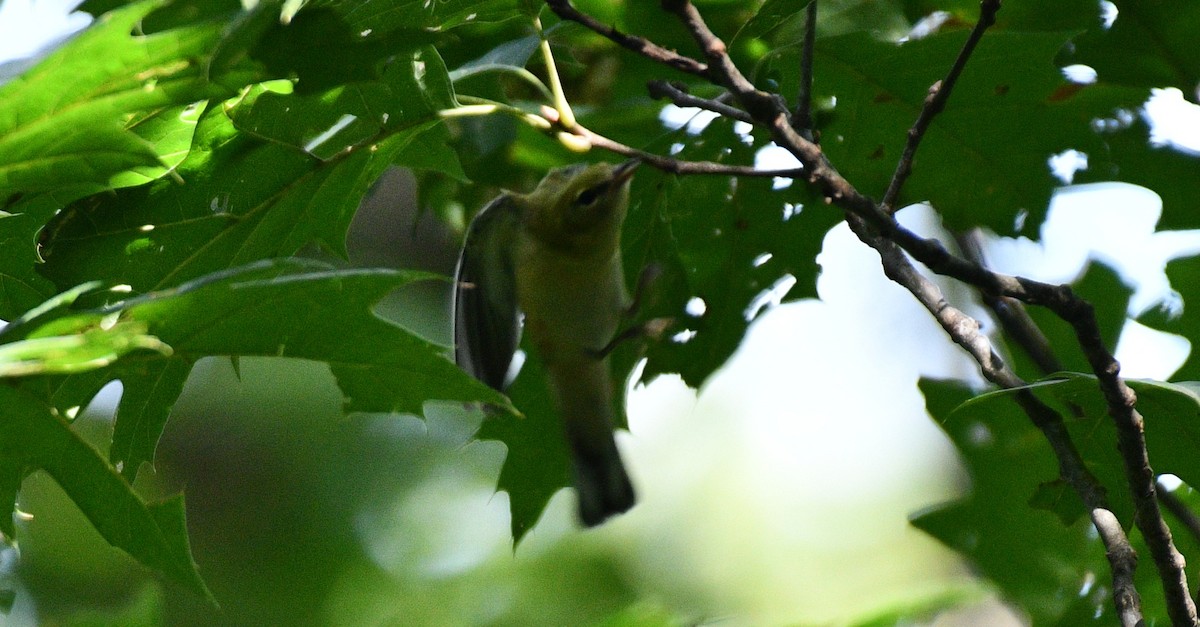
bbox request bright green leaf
[0,1,259,196]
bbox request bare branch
[790,0,818,138]
[1093,508,1145,627]
[881,0,1001,212]
[657,0,1198,619]
[648,80,753,123]
[957,229,1064,375]
[550,0,1195,619]
[573,123,800,178]
[545,0,710,77]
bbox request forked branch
[546,0,1195,623]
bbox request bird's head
[520,159,639,255]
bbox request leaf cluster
[0,0,1198,623]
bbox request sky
[0,0,88,66]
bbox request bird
[453,159,639,526]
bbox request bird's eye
[575,184,606,206]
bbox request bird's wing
[453,193,523,391]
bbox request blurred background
[5,1,1200,625]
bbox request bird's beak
[612,159,641,185]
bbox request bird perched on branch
[453,160,640,526]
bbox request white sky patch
[1114,318,1190,380]
[0,0,89,65]
[755,143,800,189]
[1100,1,1118,28]
[1062,64,1097,84]
[659,105,719,135]
[983,183,1200,316]
[1048,149,1088,184]
[1144,88,1200,156]
[671,329,697,343]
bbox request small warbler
[454,160,639,526]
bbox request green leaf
[0,320,169,377]
[816,0,909,40]
[38,87,444,291]
[912,378,1113,624]
[476,346,572,540]
[0,194,77,320]
[730,0,814,48]
[1140,255,1200,380]
[108,103,206,189]
[108,360,192,480]
[1071,0,1200,97]
[0,0,260,196]
[761,31,1143,234]
[231,46,457,160]
[113,260,511,473]
[251,7,435,95]
[1076,117,1200,231]
[7,260,510,483]
[393,123,470,181]
[0,385,210,599]
[901,0,1099,32]
[630,122,839,387]
[916,374,1200,624]
[303,0,521,33]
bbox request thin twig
[957,229,1064,375]
[1093,508,1145,627]
[660,0,1196,621]
[847,215,1113,511]
[555,0,1196,620]
[880,0,1001,212]
[790,0,818,139]
[1156,480,1200,608]
[545,0,710,77]
[574,124,800,177]
[852,219,1142,623]
[648,80,753,123]
[1158,481,1200,550]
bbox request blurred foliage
[0,0,1197,624]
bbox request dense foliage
[1,0,1198,623]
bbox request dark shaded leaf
[1140,255,1200,381]
[1077,117,1200,231]
[762,31,1142,234]
[0,385,210,599]
[629,122,839,387]
[1071,0,1200,98]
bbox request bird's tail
[571,435,635,527]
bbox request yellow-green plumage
[454,160,638,526]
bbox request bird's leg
[590,264,673,359]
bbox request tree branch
[648,80,753,123]
[573,123,799,177]
[957,229,1064,375]
[1093,507,1146,627]
[880,0,1000,212]
[545,0,710,78]
[790,0,818,139]
[658,0,1198,620]
[550,0,1196,620]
